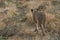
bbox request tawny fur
[26,10,55,35]
[26,11,55,25]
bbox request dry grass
[0,0,60,40]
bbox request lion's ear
[31,9,33,12]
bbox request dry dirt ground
[0,0,60,40]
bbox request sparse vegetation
[0,0,60,40]
[0,35,7,40]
